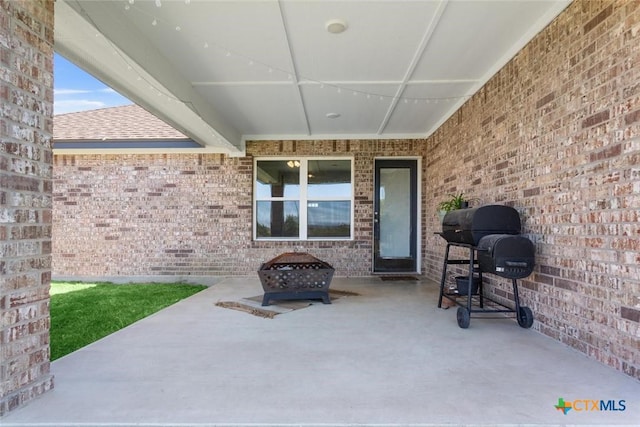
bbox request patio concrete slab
[2,277,638,426]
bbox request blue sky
[54,54,133,115]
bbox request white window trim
[253,156,354,241]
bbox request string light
[106,0,475,106]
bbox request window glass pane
[308,160,351,199]
[307,201,351,238]
[256,160,300,199]
[256,201,299,238]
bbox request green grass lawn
[49,281,207,360]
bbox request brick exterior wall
[0,0,54,416]
[50,0,639,381]
[53,140,426,278]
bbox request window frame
[253,156,354,241]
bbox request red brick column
[0,0,55,416]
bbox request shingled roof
[54,104,189,141]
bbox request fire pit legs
[262,290,331,306]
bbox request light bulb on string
[96,3,473,108]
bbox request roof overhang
[54,0,245,156]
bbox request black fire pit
[258,252,335,306]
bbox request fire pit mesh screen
[258,252,335,305]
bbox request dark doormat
[379,276,419,281]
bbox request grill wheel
[456,307,471,329]
[517,306,534,328]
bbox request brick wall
[0,0,54,416]
[53,140,426,278]
[423,0,640,379]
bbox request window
[254,158,353,240]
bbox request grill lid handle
[505,261,528,267]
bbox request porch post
[0,0,55,416]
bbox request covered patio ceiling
[54,0,570,155]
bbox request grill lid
[441,205,521,245]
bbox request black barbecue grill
[437,205,535,329]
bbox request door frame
[372,156,422,274]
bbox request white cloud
[54,99,107,115]
[54,88,93,95]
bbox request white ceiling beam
[377,0,449,135]
[276,0,311,136]
[55,0,243,154]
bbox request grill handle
[505,261,528,267]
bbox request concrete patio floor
[3,277,638,426]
